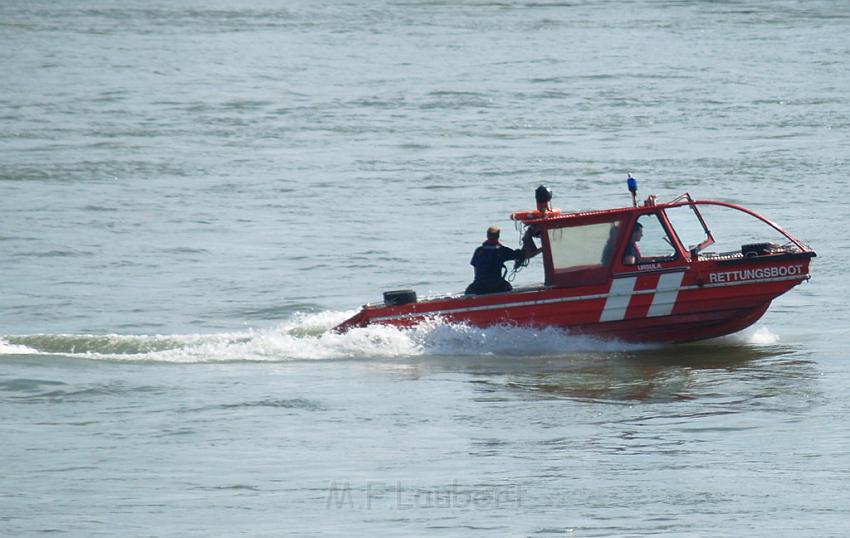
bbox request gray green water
[2,1,849,536]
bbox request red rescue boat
[334,179,815,343]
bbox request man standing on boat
[465,226,525,295]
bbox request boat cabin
[512,192,811,289]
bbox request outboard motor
[383,289,417,306]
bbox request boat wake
[0,311,780,363]
[739,326,781,345]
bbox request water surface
[2,1,849,536]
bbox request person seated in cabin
[623,222,643,265]
[465,225,524,295]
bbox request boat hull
[334,255,812,343]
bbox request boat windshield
[665,202,805,259]
[664,204,713,255]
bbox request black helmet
[535,185,553,205]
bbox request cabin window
[548,220,623,271]
[623,213,677,265]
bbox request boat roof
[512,193,712,226]
[512,192,813,254]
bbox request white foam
[711,325,781,346]
[745,326,781,345]
[409,318,645,356]
[0,338,38,355]
[0,311,647,363]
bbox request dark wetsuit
[465,239,523,295]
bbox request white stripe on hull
[647,272,686,317]
[599,277,637,322]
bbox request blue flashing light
[627,174,638,193]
